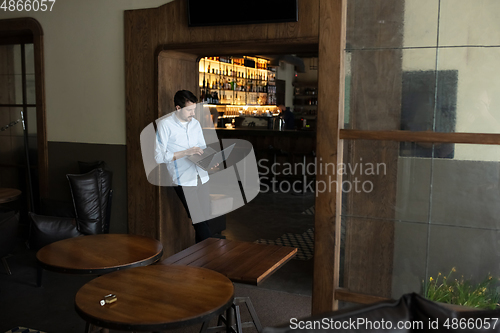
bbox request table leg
[204,302,241,333]
[234,297,262,333]
[2,256,12,275]
[233,304,242,333]
[226,306,234,333]
[84,323,109,333]
[200,320,209,333]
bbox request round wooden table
[75,265,235,332]
[0,188,22,204]
[36,234,163,275]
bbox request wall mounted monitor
[188,0,298,27]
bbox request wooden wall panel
[296,0,320,38]
[125,8,159,239]
[189,25,218,44]
[312,0,346,314]
[157,51,199,256]
[156,0,320,46]
[159,0,187,44]
[158,51,198,114]
[267,22,298,40]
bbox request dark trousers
[173,185,212,243]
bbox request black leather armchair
[29,167,113,250]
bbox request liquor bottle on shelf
[207,64,210,74]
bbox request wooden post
[312,0,347,314]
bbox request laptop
[187,143,236,171]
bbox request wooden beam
[342,0,404,300]
[341,129,500,145]
[312,0,346,315]
[160,37,319,57]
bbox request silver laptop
[187,143,236,171]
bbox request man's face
[175,101,196,122]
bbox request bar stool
[291,150,315,195]
[268,145,290,184]
[212,297,263,333]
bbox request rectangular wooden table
[161,238,297,333]
[160,238,297,285]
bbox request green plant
[423,267,500,309]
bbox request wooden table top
[37,234,163,274]
[0,188,22,204]
[160,238,297,285]
[75,265,234,331]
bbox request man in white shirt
[154,90,212,242]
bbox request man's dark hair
[174,90,198,108]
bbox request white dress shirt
[154,113,209,186]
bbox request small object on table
[100,294,117,306]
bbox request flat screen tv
[188,0,298,27]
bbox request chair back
[67,168,112,235]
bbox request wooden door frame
[0,17,48,201]
[156,36,348,315]
[125,0,347,314]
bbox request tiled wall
[343,0,500,298]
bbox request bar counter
[216,127,316,137]
[216,127,316,176]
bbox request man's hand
[185,147,204,156]
[173,147,204,160]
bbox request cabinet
[199,56,276,106]
[292,82,318,116]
